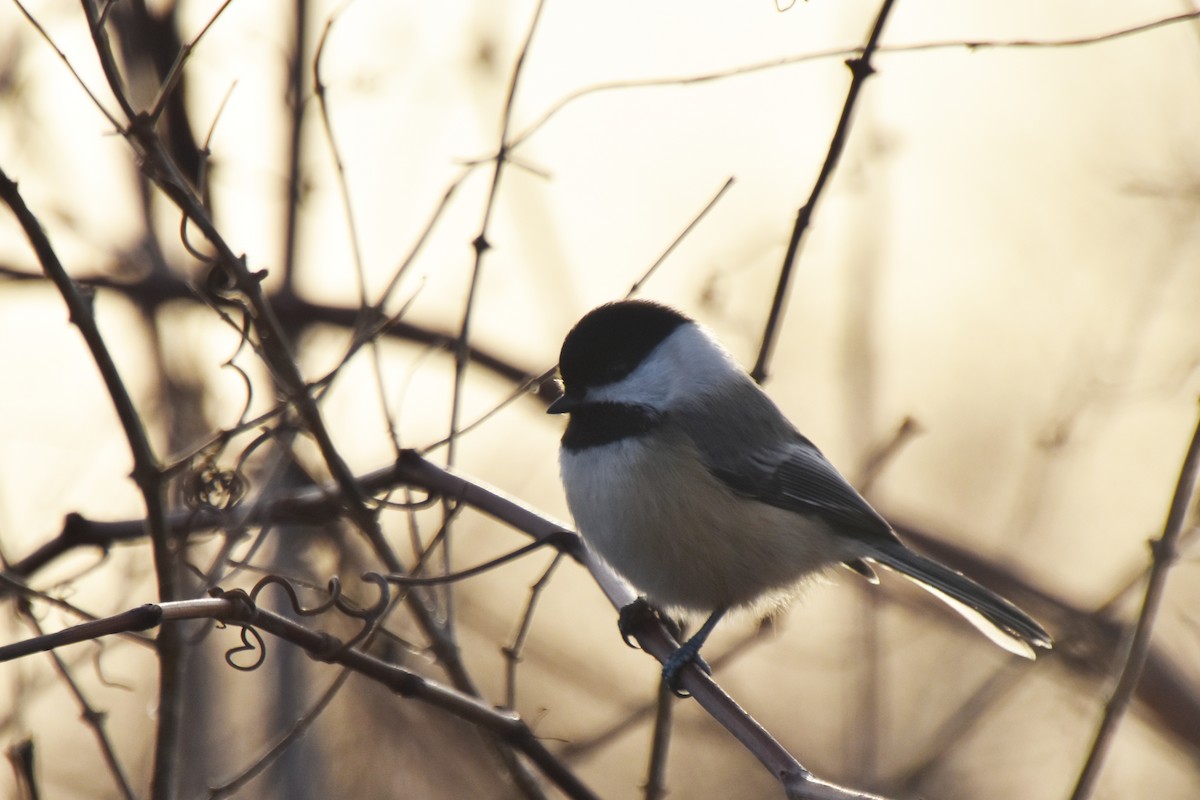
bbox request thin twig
[0,572,156,652]
[886,664,1025,795]
[437,1,549,698]
[0,596,600,800]
[206,668,353,800]
[17,604,136,800]
[857,416,922,495]
[751,0,898,383]
[146,0,236,123]
[9,0,121,128]
[643,679,675,800]
[6,739,39,800]
[78,0,136,120]
[377,169,471,309]
[281,0,311,297]
[626,176,736,298]
[503,552,564,709]
[1069,402,1200,800]
[508,12,1200,153]
[449,0,548,466]
[313,2,369,307]
[0,161,181,800]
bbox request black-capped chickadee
[548,300,1052,690]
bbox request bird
[547,299,1052,691]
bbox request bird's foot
[617,597,659,649]
[662,638,712,697]
[619,599,718,697]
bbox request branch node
[74,282,96,319]
[81,707,107,726]
[203,263,239,297]
[208,586,255,620]
[1149,536,1177,566]
[62,512,89,543]
[845,56,876,80]
[306,632,346,663]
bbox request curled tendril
[203,261,240,297]
[222,359,255,432]
[222,622,266,671]
[249,574,337,616]
[233,424,298,474]
[331,573,391,651]
[209,587,267,671]
[334,573,392,620]
[210,574,393,668]
[182,459,247,512]
[92,644,135,691]
[180,212,218,265]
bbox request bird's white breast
[560,433,855,613]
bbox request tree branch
[0,160,181,800]
[752,0,898,383]
[0,595,600,800]
[1070,402,1200,800]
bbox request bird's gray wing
[676,385,1052,654]
[675,384,899,546]
[712,435,901,546]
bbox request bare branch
[752,0,898,383]
[503,552,565,710]
[16,603,136,800]
[312,2,366,305]
[509,12,1200,154]
[0,593,601,800]
[5,739,38,800]
[0,161,181,799]
[627,176,736,299]
[391,453,884,800]
[146,0,237,123]
[78,0,136,121]
[1070,401,1200,800]
[449,0,549,468]
[205,668,352,800]
[643,680,675,800]
[9,0,121,128]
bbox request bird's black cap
[556,300,691,395]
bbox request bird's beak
[546,393,580,414]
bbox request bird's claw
[619,599,716,696]
[662,645,712,697]
[617,598,658,649]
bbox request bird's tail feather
[868,541,1052,659]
